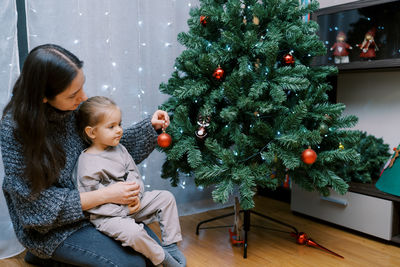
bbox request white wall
[337,71,400,149]
[318,0,356,9]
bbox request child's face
[92,107,123,149]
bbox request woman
[1,44,170,266]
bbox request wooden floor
[2,195,400,266]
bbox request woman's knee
[53,225,148,267]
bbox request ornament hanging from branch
[158,130,172,148]
[324,114,332,122]
[254,58,261,69]
[338,142,344,150]
[270,169,276,179]
[253,16,259,25]
[213,66,225,80]
[283,52,295,65]
[283,172,290,188]
[319,122,328,135]
[301,147,317,165]
[195,115,211,139]
[200,15,208,26]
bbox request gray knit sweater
[0,105,158,258]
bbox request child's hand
[151,110,170,130]
[128,196,141,214]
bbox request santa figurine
[330,31,352,64]
[359,28,378,60]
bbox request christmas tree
[337,131,390,184]
[158,0,360,209]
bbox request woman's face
[44,68,88,111]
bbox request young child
[74,96,186,267]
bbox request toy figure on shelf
[358,28,378,60]
[330,31,352,64]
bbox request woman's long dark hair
[2,44,83,193]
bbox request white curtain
[26,0,233,216]
[0,0,26,260]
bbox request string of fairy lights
[23,0,199,192]
[1,1,19,108]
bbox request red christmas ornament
[200,16,207,26]
[295,232,308,245]
[157,132,172,148]
[283,174,290,188]
[324,114,332,121]
[301,147,317,165]
[291,232,344,258]
[283,53,295,65]
[213,66,225,80]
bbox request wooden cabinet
[289,0,400,243]
[291,183,400,242]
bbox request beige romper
[74,144,182,265]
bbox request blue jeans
[25,224,160,267]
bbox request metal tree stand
[195,197,343,259]
[195,197,299,259]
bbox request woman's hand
[151,110,170,130]
[128,197,141,214]
[80,181,140,211]
[104,181,140,205]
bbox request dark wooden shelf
[391,234,400,244]
[319,58,400,73]
[349,181,400,202]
